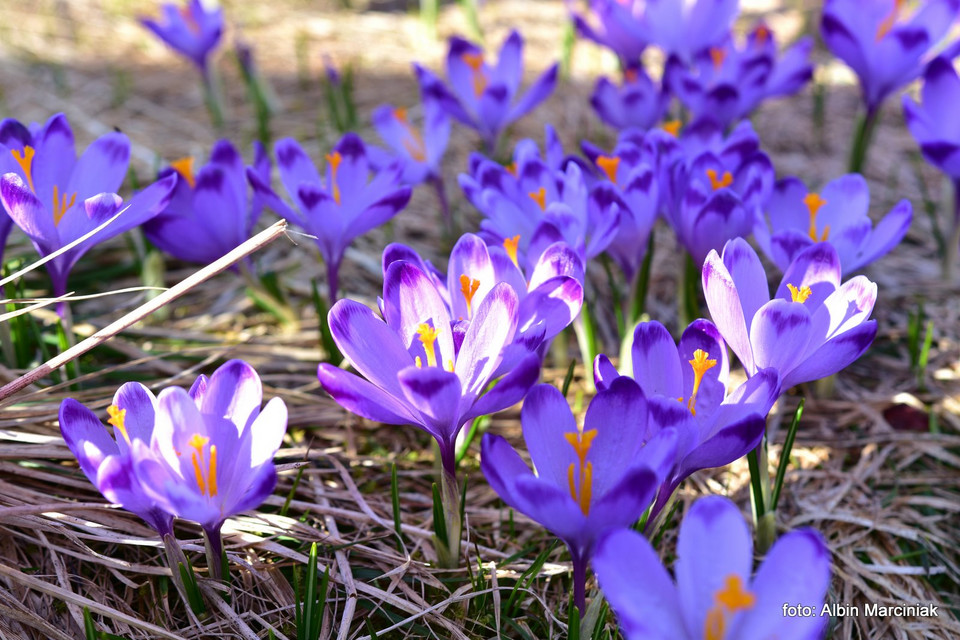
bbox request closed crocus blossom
[594,320,780,526]
[665,23,813,128]
[755,173,912,274]
[594,496,830,640]
[144,140,270,265]
[571,0,650,64]
[590,64,669,133]
[821,0,960,115]
[481,381,678,614]
[248,133,412,300]
[703,238,878,390]
[133,360,288,577]
[382,234,583,369]
[59,383,175,537]
[903,56,960,178]
[415,30,558,152]
[140,0,224,76]
[0,114,177,304]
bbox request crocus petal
[67,132,130,198]
[775,243,842,308]
[112,382,157,452]
[852,199,912,271]
[702,246,754,373]
[317,363,418,424]
[512,473,586,544]
[585,466,659,540]
[274,138,323,200]
[463,352,540,422]
[507,63,559,122]
[198,359,263,432]
[593,354,621,393]
[749,299,813,376]
[328,299,413,398]
[631,321,684,399]
[455,282,518,406]
[593,529,687,640]
[382,261,455,365]
[583,377,649,496]
[782,321,876,389]
[228,464,279,515]
[248,397,287,469]
[59,399,119,485]
[480,433,536,506]
[0,173,57,252]
[398,365,463,441]
[518,276,582,340]
[520,384,578,490]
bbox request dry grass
[0,0,957,638]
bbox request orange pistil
[754,24,770,46]
[662,120,682,137]
[392,108,427,162]
[876,0,906,40]
[170,156,196,189]
[528,187,547,211]
[11,146,35,192]
[462,52,488,96]
[188,434,218,497]
[503,235,521,268]
[709,47,727,70]
[179,5,201,34]
[803,192,829,241]
[416,323,440,368]
[52,185,77,226]
[597,155,620,184]
[623,68,639,84]
[564,428,597,515]
[325,151,343,204]
[704,574,756,640]
[686,349,717,416]
[706,168,733,190]
[459,274,481,317]
[106,404,130,445]
[787,283,812,304]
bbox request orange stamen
[709,47,727,70]
[704,574,756,640]
[662,120,682,137]
[505,162,517,176]
[188,434,212,496]
[754,24,770,45]
[503,235,520,268]
[803,192,829,241]
[52,185,77,226]
[325,151,342,205]
[706,169,733,190]
[461,52,488,96]
[687,349,717,416]
[564,429,597,515]
[392,108,427,162]
[459,274,481,317]
[528,187,547,211]
[170,157,196,188]
[623,68,639,84]
[11,146,35,192]
[597,155,620,184]
[876,0,906,40]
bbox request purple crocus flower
[571,0,650,64]
[481,381,678,613]
[59,383,175,536]
[382,233,584,371]
[903,55,960,178]
[143,140,270,265]
[594,319,780,525]
[821,0,960,115]
[248,133,412,300]
[590,63,669,133]
[459,128,620,271]
[665,23,814,128]
[594,496,830,640]
[0,113,177,302]
[140,0,224,76]
[414,30,558,152]
[755,173,912,274]
[133,360,288,576]
[703,238,878,390]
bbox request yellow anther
[787,283,812,304]
[446,359,455,372]
[416,323,440,368]
[503,235,521,268]
[706,168,733,190]
[459,274,481,317]
[803,192,829,241]
[170,157,196,189]
[52,185,77,226]
[528,187,547,211]
[876,0,905,40]
[662,120,682,137]
[461,52,488,96]
[704,574,756,640]
[187,434,217,497]
[207,445,218,497]
[597,155,620,184]
[393,108,427,162]
[325,151,342,205]
[709,47,727,70]
[415,356,423,368]
[687,349,717,416]
[11,146,35,192]
[564,429,597,515]
[106,404,130,444]
[188,434,209,451]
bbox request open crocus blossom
[0,113,177,302]
[382,233,583,369]
[415,30,558,152]
[594,320,779,526]
[481,381,678,614]
[132,360,288,577]
[140,0,224,76]
[60,384,175,537]
[703,238,878,391]
[821,0,960,115]
[665,23,813,128]
[755,173,912,274]
[590,63,669,134]
[903,56,960,179]
[248,133,412,300]
[593,496,830,640]
[144,140,270,265]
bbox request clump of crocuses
[59,360,287,584]
[249,133,412,300]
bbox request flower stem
[326,258,340,303]
[945,178,960,280]
[201,68,225,131]
[847,107,879,175]
[678,253,701,331]
[572,550,588,616]
[203,525,225,581]
[436,460,462,568]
